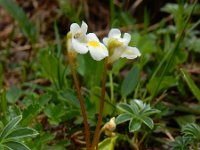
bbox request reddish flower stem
[68,52,91,150]
[91,59,108,149]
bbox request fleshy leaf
[118,103,134,114]
[6,127,38,139]
[116,113,133,125]
[0,116,22,140]
[3,141,30,150]
[140,116,154,129]
[129,118,141,132]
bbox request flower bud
[66,32,73,51]
[104,117,116,131]
[103,117,116,137]
[66,31,77,65]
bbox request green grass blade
[148,1,197,101]
[0,0,36,42]
[54,22,62,58]
[110,0,115,26]
[181,69,200,102]
[0,89,8,119]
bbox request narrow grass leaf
[148,2,197,100]
[54,22,62,57]
[181,68,200,102]
[0,89,8,118]
[0,0,36,42]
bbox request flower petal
[88,43,108,61]
[123,33,131,45]
[108,28,121,38]
[109,47,124,63]
[81,21,88,35]
[72,38,88,54]
[87,33,99,42]
[70,23,80,35]
[103,37,108,46]
[121,47,141,59]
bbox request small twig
[129,0,143,15]
[152,92,167,106]
[71,131,86,145]
[138,132,148,146]
[164,129,174,141]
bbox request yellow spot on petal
[124,50,133,55]
[88,41,99,47]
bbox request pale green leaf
[118,103,134,114]
[3,141,30,150]
[6,127,38,139]
[140,116,154,129]
[0,116,22,140]
[98,136,118,150]
[129,119,141,132]
[116,114,133,125]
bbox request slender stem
[195,142,198,150]
[123,97,127,103]
[91,59,108,149]
[109,71,114,103]
[68,52,91,149]
[132,132,139,150]
[138,132,147,146]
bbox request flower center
[74,31,82,39]
[87,41,99,47]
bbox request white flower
[70,21,88,54]
[87,33,108,61]
[69,21,108,61]
[103,28,141,63]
